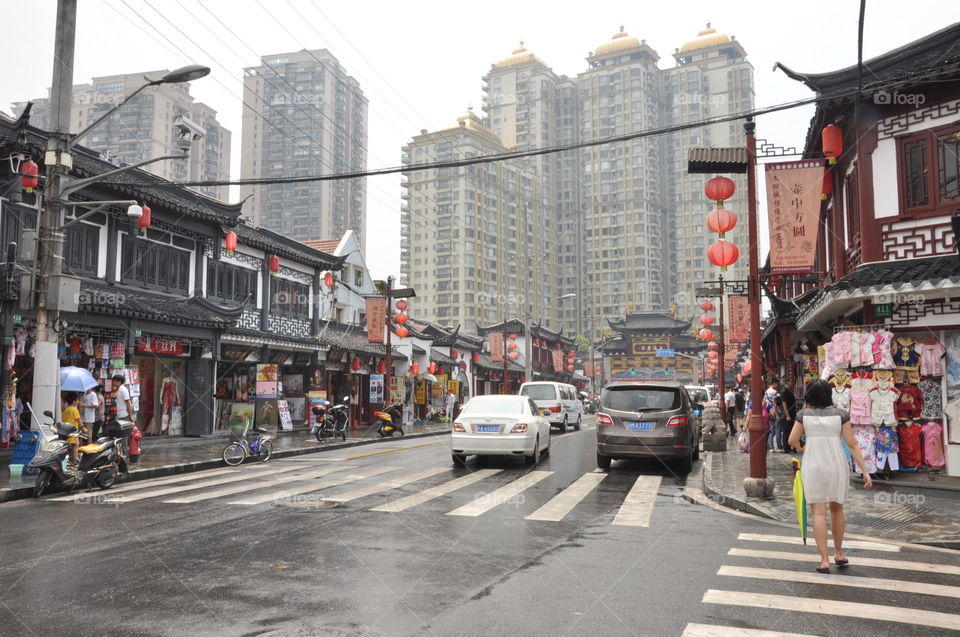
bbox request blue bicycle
[222,424,273,465]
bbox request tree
[574,334,591,359]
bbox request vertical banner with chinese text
[489,332,505,363]
[727,295,749,343]
[765,160,825,274]
[365,297,387,344]
[552,349,564,372]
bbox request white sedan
[451,395,551,466]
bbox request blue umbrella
[60,366,99,392]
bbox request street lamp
[524,293,576,384]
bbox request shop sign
[369,374,384,403]
[277,399,293,430]
[365,297,387,344]
[414,379,426,404]
[727,295,749,343]
[293,352,313,366]
[447,380,459,395]
[765,160,825,274]
[389,376,404,404]
[552,349,564,372]
[221,345,255,361]
[135,336,184,356]
[432,374,448,396]
[489,332,505,363]
[874,303,893,318]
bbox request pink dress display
[922,421,946,467]
[829,332,852,368]
[857,332,875,366]
[849,372,874,425]
[917,341,945,377]
[875,331,895,369]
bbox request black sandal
[815,565,831,574]
[835,558,849,567]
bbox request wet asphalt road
[2,417,959,637]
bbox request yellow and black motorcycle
[374,403,405,437]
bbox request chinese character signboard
[135,336,184,356]
[727,295,749,343]
[552,349,564,372]
[765,160,825,274]
[489,332,505,363]
[365,297,387,344]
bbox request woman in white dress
[788,380,873,573]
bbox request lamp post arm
[59,153,187,199]
[57,200,138,230]
[69,80,156,150]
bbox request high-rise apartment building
[13,71,231,201]
[240,50,367,247]
[400,110,555,328]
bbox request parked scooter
[312,396,349,442]
[28,411,131,498]
[374,402,405,437]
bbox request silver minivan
[519,381,583,433]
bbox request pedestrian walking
[80,386,98,442]
[724,387,737,436]
[734,389,746,430]
[788,379,873,574]
[779,383,798,453]
[765,379,783,450]
[444,389,456,422]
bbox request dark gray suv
[596,382,701,473]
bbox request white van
[519,381,583,432]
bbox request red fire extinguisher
[128,425,143,463]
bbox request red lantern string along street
[395,300,408,311]
[509,352,519,360]
[699,301,714,312]
[737,373,743,384]
[707,341,719,351]
[377,361,386,374]
[508,342,518,351]
[451,349,459,360]
[268,255,280,274]
[708,351,720,360]
[471,352,479,363]
[394,313,409,324]
[350,357,361,372]
[742,360,753,376]
[411,362,419,375]
[324,271,334,288]
[225,231,237,253]
[699,314,715,326]
[509,333,518,340]
[822,124,843,165]
[821,172,833,200]
[699,328,715,340]
[706,208,737,238]
[707,240,740,272]
[21,159,39,193]
[704,176,736,205]
[428,362,437,375]
[137,204,151,234]
[395,326,409,338]
[567,364,574,371]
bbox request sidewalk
[0,421,452,503]
[702,443,960,548]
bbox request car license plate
[626,421,654,431]
[476,425,499,433]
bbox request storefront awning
[79,282,242,329]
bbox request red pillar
[745,119,767,483]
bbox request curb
[701,452,787,522]
[0,428,451,504]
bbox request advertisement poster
[390,376,404,404]
[365,297,387,344]
[255,398,279,430]
[489,332,505,363]
[369,374,385,404]
[256,364,279,397]
[277,399,293,430]
[447,380,459,395]
[765,160,825,274]
[282,374,304,396]
[432,374,448,397]
[307,391,327,428]
[286,397,307,423]
[309,368,326,391]
[415,379,426,405]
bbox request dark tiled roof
[316,321,406,359]
[430,350,457,366]
[475,319,527,336]
[234,224,344,269]
[474,353,523,372]
[608,312,692,333]
[688,147,748,174]
[79,282,242,329]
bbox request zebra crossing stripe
[682,622,823,637]
[702,589,960,631]
[611,475,662,527]
[227,465,400,505]
[736,533,899,552]
[525,472,607,522]
[165,465,386,504]
[727,548,960,577]
[47,466,253,501]
[322,467,449,503]
[719,565,960,599]
[111,464,309,502]
[447,471,553,517]
[370,469,502,513]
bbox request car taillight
[549,405,561,413]
[510,423,528,433]
[667,415,688,427]
[453,422,466,432]
[596,413,614,427]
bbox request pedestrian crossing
[683,532,960,636]
[40,460,672,525]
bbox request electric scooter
[312,396,350,442]
[374,402,405,437]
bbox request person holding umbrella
[788,379,873,574]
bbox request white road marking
[370,469,501,513]
[736,533,899,552]
[727,548,960,576]
[611,475,662,527]
[719,565,960,599]
[165,465,385,504]
[109,464,309,502]
[47,466,253,501]
[322,467,448,503]
[447,471,553,517]
[526,472,607,521]
[682,622,823,637]
[702,589,960,631]
[228,465,400,505]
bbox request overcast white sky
[3,1,959,281]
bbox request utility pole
[33,0,77,419]
[384,276,393,407]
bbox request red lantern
[699,328,715,340]
[137,204,151,234]
[268,255,280,274]
[708,351,719,360]
[533,338,540,347]
[707,240,739,270]
[555,343,562,350]
[699,301,714,312]
[451,349,459,360]
[737,373,743,383]
[567,349,575,357]
[395,300,408,311]
[509,352,519,360]
[509,333,518,340]
[742,361,752,376]
[821,172,833,200]
[20,159,39,193]
[822,124,843,164]
[395,326,409,338]
[377,361,386,374]
[412,362,419,375]
[324,271,334,288]
[707,341,719,351]
[471,352,479,363]
[519,375,525,383]
[225,231,237,253]
[704,176,736,203]
[508,343,518,351]
[491,372,498,381]
[350,357,361,371]
[429,362,437,374]
[699,314,715,326]
[706,208,737,235]
[394,313,409,324]
[567,364,574,371]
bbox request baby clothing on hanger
[856,331,875,366]
[874,330,896,369]
[917,341,946,377]
[870,386,900,426]
[898,423,922,469]
[849,371,874,425]
[921,421,946,467]
[894,384,923,420]
[829,332,852,367]
[852,425,877,474]
[918,378,942,420]
[875,425,900,471]
[892,336,921,384]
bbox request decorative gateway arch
[601,312,705,384]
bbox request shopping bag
[737,430,749,453]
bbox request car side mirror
[540,409,551,417]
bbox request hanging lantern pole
[385,276,393,410]
[718,276,726,421]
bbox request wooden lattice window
[896,122,960,217]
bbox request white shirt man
[115,377,133,420]
[724,389,736,409]
[80,388,99,427]
[445,391,456,420]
